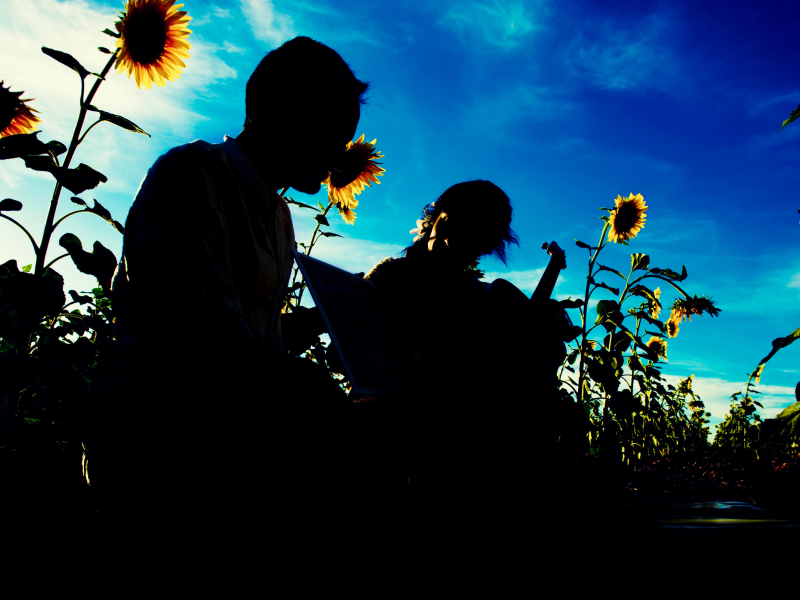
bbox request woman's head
[404,180,519,266]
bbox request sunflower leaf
[101,28,121,38]
[596,264,626,280]
[22,154,58,173]
[58,234,117,293]
[318,201,327,212]
[559,298,585,309]
[780,102,800,130]
[314,214,330,226]
[593,280,620,296]
[41,47,90,79]
[758,326,800,365]
[0,199,23,212]
[46,141,67,157]
[0,132,49,160]
[98,47,113,54]
[631,253,650,271]
[21,264,32,273]
[70,196,87,207]
[320,232,343,238]
[575,239,591,250]
[83,198,117,228]
[54,164,108,195]
[283,197,320,212]
[84,105,150,137]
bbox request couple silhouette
[86,36,588,573]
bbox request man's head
[243,37,369,194]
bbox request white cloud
[441,0,545,50]
[222,41,247,54]
[239,0,295,46]
[787,273,800,294]
[660,374,796,440]
[564,12,678,91]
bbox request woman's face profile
[428,210,484,265]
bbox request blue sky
[2,0,800,437]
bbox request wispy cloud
[191,5,232,27]
[441,0,545,51]
[564,12,679,91]
[463,85,577,134]
[239,0,295,46]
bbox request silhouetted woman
[358,180,582,558]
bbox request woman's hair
[403,180,519,264]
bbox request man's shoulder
[153,140,227,171]
[365,256,405,279]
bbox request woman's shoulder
[365,256,410,281]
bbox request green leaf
[68,290,94,305]
[41,46,90,79]
[54,163,108,195]
[21,264,31,273]
[98,47,113,54]
[80,198,122,232]
[102,28,121,38]
[575,239,591,249]
[559,298,585,309]
[593,280,620,296]
[596,264,625,280]
[284,197,320,212]
[596,300,619,317]
[22,154,58,172]
[650,267,685,281]
[318,200,326,212]
[319,232,343,238]
[0,131,49,160]
[631,253,650,271]
[84,105,150,137]
[59,234,117,292]
[758,326,800,365]
[0,199,22,212]
[314,214,330,226]
[45,140,67,157]
[780,102,800,130]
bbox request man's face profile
[287,100,360,195]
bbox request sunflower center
[125,9,168,65]
[330,150,368,188]
[0,91,18,133]
[613,203,639,232]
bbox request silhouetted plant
[561,193,719,467]
[280,135,385,391]
[0,1,192,475]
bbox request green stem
[44,253,69,271]
[577,221,610,406]
[295,200,334,307]
[35,49,119,275]
[0,214,39,255]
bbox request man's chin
[291,179,323,195]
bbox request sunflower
[752,364,764,385]
[646,336,668,361]
[114,0,192,90]
[337,204,356,226]
[323,134,385,223]
[665,314,680,338]
[0,82,41,137]
[608,193,647,243]
[650,286,662,319]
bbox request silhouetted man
[87,37,369,572]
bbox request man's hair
[404,180,520,265]
[245,36,369,128]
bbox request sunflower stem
[295,200,334,306]
[0,214,39,255]
[35,49,118,276]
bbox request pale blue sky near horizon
[2,0,800,438]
